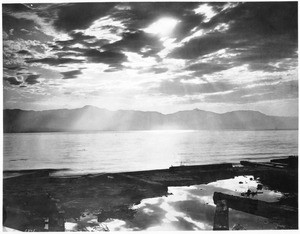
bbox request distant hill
[3,105,298,133]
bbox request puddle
[107,176,285,230]
[64,175,290,231]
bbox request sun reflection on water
[99,175,285,231]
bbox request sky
[2,1,298,116]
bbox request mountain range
[3,105,298,133]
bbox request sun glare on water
[144,17,180,37]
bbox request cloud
[201,80,298,104]
[247,63,288,73]
[60,69,82,79]
[17,49,32,55]
[103,68,121,73]
[237,39,297,63]
[53,3,116,32]
[3,4,32,13]
[170,32,230,60]
[139,67,168,74]
[219,2,296,40]
[186,63,230,75]
[151,67,169,74]
[84,49,127,67]
[55,31,97,47]
[3,38,50,70]
[3,7,55,41]
[54,51,81,58]
[157,79,236,96]
[26,57,84,66]
[3,65,25,70]
[4,76,23,85]
[113,2,202,39]
[48,30,127,68]
[2,2,298,115]
[25,74,40,85]
[103,30,163,57]
[3,31,9,40]
[20,28,30,33]
[9,29,14,35]
[170,2,297,72]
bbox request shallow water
[64,175,287,231]
[3,130,298,175]
[127,176,284,231]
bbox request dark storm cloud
[84,49,127,67]
[60,70,82,79]
[3,2,298,88]
[26,57,84,66]
[113,2,204,40]
[53,3,116,32]
[237,39,297,63]
[26,74,40,85]
[52,33,110,56]
[170,2,297,70]
[171,32,231,60]
[3,65,25,71]
[55,32,97,47]
[48,2,208,61]
[3,4,32,13]
[2,13,53,41]
[54,51,80,58]
[51,45,86,53]
[45,46,127,69]
[103,30,163,57]
[48,44,60,50]
[208,2,297,40]
[157,79,235,96]
[20,28,30,33]
[17,50,32,56]
[16,71,32,76]
[4,76,23,85]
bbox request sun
[144,17,180,37]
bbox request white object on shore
[64,222,78,231]
[3,226,21,232]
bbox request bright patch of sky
[144,17,180,37]
[194,4,217,23]
[74,16,126,43]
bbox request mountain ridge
[3,106,298,133]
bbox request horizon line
[3,105,299,118]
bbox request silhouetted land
[3,106,298,132]
[3,156,298,231]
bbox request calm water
[63,175,286,231]
[3,130,298,175]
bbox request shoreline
[3,156,298,231]
[4,128,299,134]
[4,154,298,178]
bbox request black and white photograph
[2,1,298,231]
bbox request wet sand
[3,156,298,231]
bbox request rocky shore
[3,156,298,231]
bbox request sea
[3,130,298,176]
